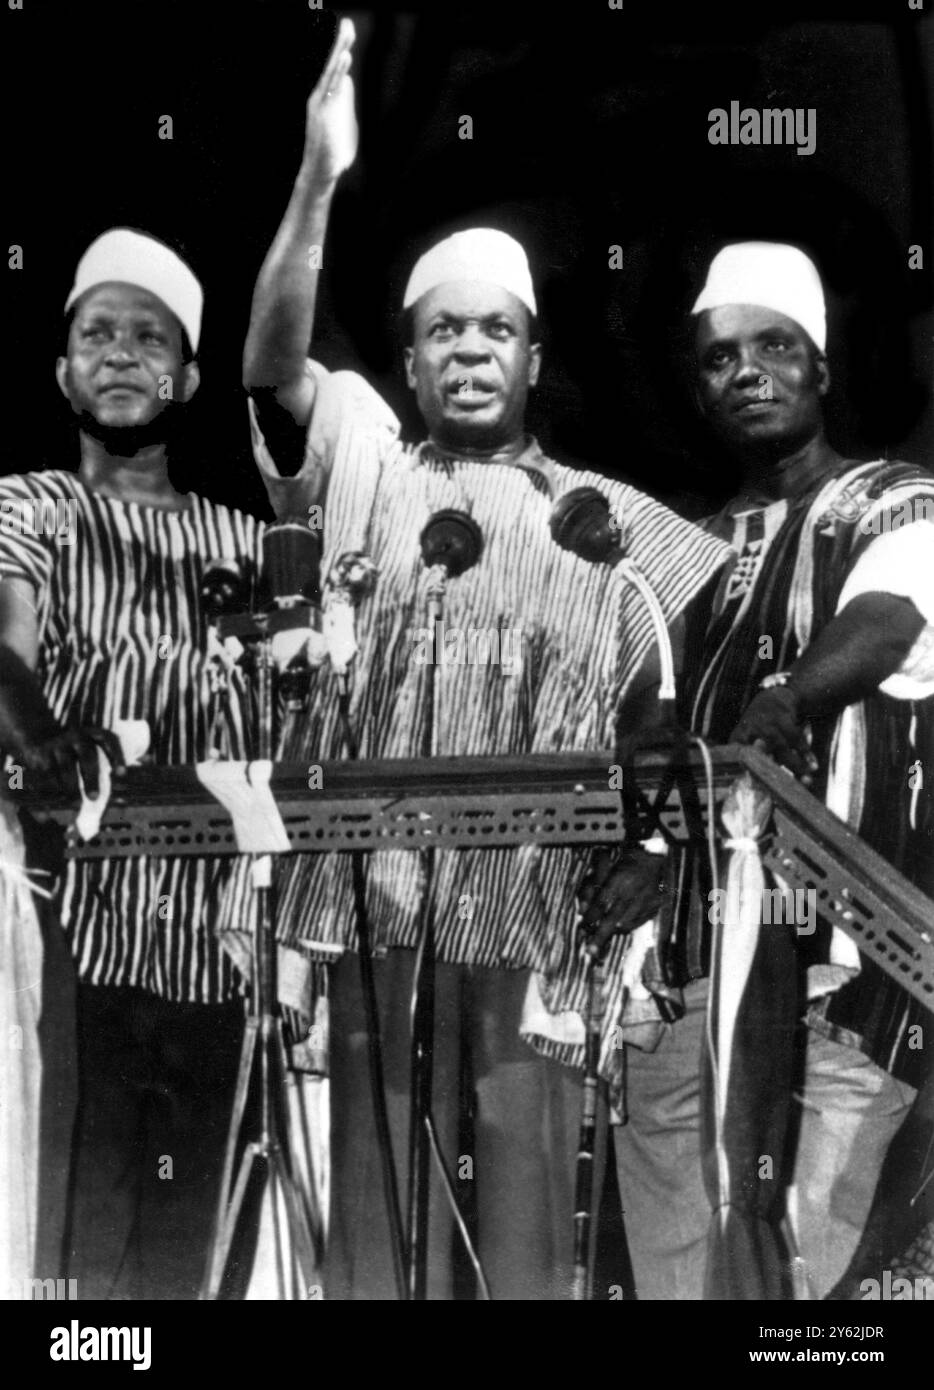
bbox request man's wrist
[758,670,803,708]
[296,155,340,202]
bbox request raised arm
[243,17,359,427]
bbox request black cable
[423,1110,491,1301]
[336,681,408,1298]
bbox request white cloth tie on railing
[722,836,760,854]
[195,760,292,855]
[822,703,865,975]
[709,773,773,1213]
[74,719,151,841]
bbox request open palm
[305,17,359,183]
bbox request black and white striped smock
[216,363,729,1030]
[0,471,262,1003]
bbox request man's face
[56,282,198,432]
[693,305,828,457]
[404,281,541,452]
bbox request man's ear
[814,352,831,399]
[687,323,708,418]
[55,357,71,403]
[403,346,416,390]
[528,342,542,389]
[178,361,201,403]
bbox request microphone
[549,487,675,700]
[200,561,249,749]
[324,551,379,684]
[260,517,322,610]
[259,519,328,710]
[418,510,484,667]
[416,509,484,738]
[328,551,379,605]
[201,559,248,620]
[419,509,483,578]
[549,487,622,568]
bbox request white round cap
[692,241,825,351]
[403,228,536,316]
[65,227,203,352]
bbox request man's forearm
[617,678,665,741]
[0,646,60,756]
[786,592,925,718]
[244,21,358,401]
[242,168,336,395]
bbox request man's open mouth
[448,384,497,405]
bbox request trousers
[612,978,710,1301]
[66,983,245,1300]
[611,978,915,1301]
[785,1028,916,1299]
[325,951,593,1300]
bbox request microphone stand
[201,577,323,1299]
[406,567,443,1301]
[550,488,678,1301]
[571,940,606,1301]
[406,510,485,1300]
[334,666,408,1298]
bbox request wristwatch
[759,670,797,692]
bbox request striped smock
[216,363,729,1027]
[0,471,262,1003]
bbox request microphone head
[328,550,379,603]
[261,518,322,608]
[549,487,620,565]
[201,559,247,618]
[419,510,483,578]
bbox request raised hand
[304,17,359,185]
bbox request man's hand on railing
[15,724,125,802]
[614,694,688,781]
[730,686,818,786]
[577,844,667,957]
[1,644,125,800]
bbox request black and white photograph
[2,0,932,1347]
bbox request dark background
[4,0,932,519]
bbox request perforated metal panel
[10,745,932,1007]
[741,746,934,1013]
[63,789,626,858]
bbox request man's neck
[427,431,530,467]
[737,432,844,503]
[77,433,191,511]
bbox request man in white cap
[0,228,263,1297]
[589,240,933,1299]
[224,20,729,1299]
